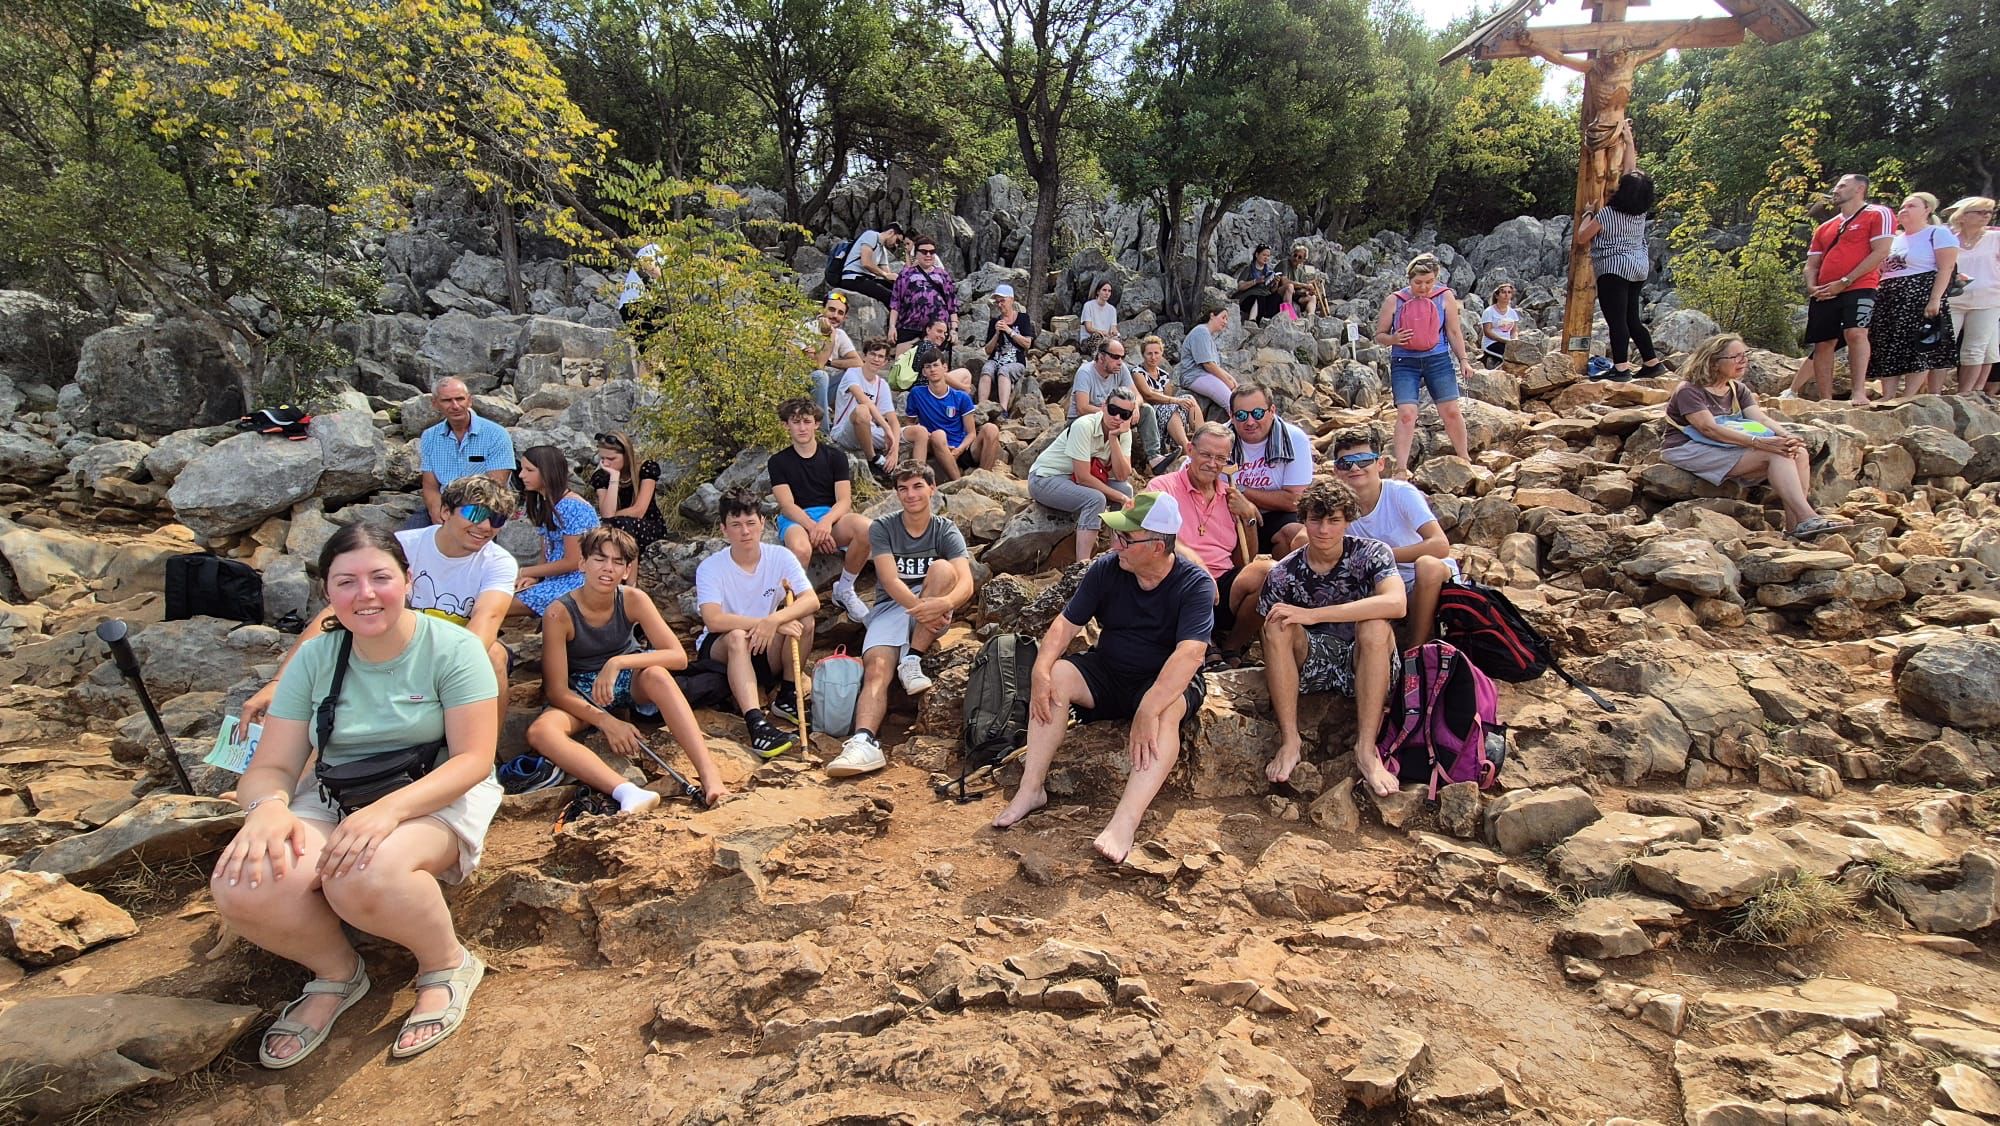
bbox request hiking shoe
[498,754,565,795]
[897,653,933,695]
[1777,389,1798,401]
[833,585,872,624]
[826,733,887,778]
[768,683,803,727]
[1788,515,1853,541]
[749,718,797,760]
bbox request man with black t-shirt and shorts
[768,397,873,622]
[1788,173,1895,404]
[991,492,1212,865]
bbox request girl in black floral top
[590,431,669,553]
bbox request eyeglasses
[1105,404,1134,420]
[1112,531,1159,547]
[1334,452,1381,470]
[456,503,508,529]
[917,248,937,255]
[1719,351,1750,362]
[1102,352,1126,361]
[1233,407,1269,422]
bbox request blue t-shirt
[907,384,977,445]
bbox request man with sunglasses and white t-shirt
[1330,426,1457,644]
[1228,384,1315,557]
[239,476,521,732]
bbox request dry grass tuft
[1731,873,1860,947]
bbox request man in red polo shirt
[1787,173,1895,404]
[1150,421,1276,656]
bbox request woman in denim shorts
[1373,253,1473,476]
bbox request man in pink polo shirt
[1151,421,1276,656]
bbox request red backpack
[1392,287,1450,352]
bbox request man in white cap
[992,491,1214,864]
[979,284,1032,415]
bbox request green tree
[1339,2,1464,237]
[1665,100,1824,351]
[1432,58,1574,236]
[1105,0,1398,319]
[598,165,813,484]
[943,0,1146,322]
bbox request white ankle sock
[611,782,651,811]
[834,573,856,592]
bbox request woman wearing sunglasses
[1029,387,1139,563]
[237,476,521,735]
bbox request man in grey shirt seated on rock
[1070,337,1161,469]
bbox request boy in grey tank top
[527,528,729,811]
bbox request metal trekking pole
[578,696,705,806]
[96,619,197,794]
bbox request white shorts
[1954,306,1999,365]
[834,420,890,453]
[861,601,914,655]
[292,772,503,885]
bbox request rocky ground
[2,190,1999,1121]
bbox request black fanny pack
[310,630,449,815]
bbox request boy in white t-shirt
[831,336,902,474]
[693,488,819,758]
[1330,427,1459,643]
[239,476,520,732]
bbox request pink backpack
[1392,287,1451,352]
[1376,641,1504,798]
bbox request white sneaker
[897,653,934,694]
[826,733,886,777]
[1777,389,1797,400]
[833,585,871,624]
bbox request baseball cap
[1101,492,1182,536]
[994,284,1015,298]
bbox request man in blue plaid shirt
[412,377,517,528]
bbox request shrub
[1730,872,1858,947]
[590,163,814,482]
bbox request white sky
[1409,0,1731,102]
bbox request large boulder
[982,505,1074,573]
[61,319,246,438]
[310,409,396,503]
[1897,636,2000,730]
[1648,308,1720,355]
[0,870,138,965]
[75,617,287,707]
[418,312,526,386]
[0,431,66,484]
[22,794,246,884]
[0,994,259,1119]
[166,430,325,538]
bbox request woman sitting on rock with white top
[211,523,501,1067]
[1660,333,1852,542]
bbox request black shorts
[1064,650,1206,724]
[1257,511,1302,556]
[894,320,929,346]
[1212,565,1245,638]
[695,631,782,686]
[1804,289,1877,345]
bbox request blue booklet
[203,716,263,774]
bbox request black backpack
[1432,578,1613,712]
[937,633,1037,802]
[238,406,313,440]
[823,239,852,289]
[164,553,264,625]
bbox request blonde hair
[1407,253,1442,279]
[1684,332,1747,388]
[1905,191,1940,222]
[1947,196,1997,224]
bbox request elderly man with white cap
[991,491,1214,864]
[979,283,1033,415]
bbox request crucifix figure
[1440,0,1816,371]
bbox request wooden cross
[1442,0,1814,372]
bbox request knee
[210,862,302,924]
[1439,400,1464,420]
[1396,406,1418,426]
[1414,556,1450,585]
[525,710,563,749]
[1357,617,1394,648]
[318,863,402,919]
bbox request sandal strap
[264,1018,320,1040]
[301,976,363,997]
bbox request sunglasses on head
[1334,452,1381,470]
[1233,407,1269,421]
[593,432,619,446]
[1105,404,1134,420]
[457,503,508,529]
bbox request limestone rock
[1881,849,2000,934]
[0,871,138,965]
[1898,636,2000,729]
[983,504,1074,573]
[64,319,246,438]
[1409,1056,1505,1112]
[1243,833,1377,920]
[1936,1062,2000,1117]
[1307,777,1359,832]
[1555,897,1656,959]
[0,993,259,1119]
[167,430,325,538]
[1619,535,1742,600]
[1899,426,1975,478]
[22,794,245,884]
[1342,1026,1429,1109]
[0,432,66,485]
[1626,833,1804,910]
[1693,979,1901,1040]
[1483,785,1600,855]
[1673,1040,1849,1125]
[1549,811,1703,891]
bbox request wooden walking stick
[1225,467,1256,567]
[782,581,809,747]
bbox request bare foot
[991,787,1047,829]
[1265,737,1302,783]
[1358,760,1400,798]
[1849,396,1872,406]
[1092,827,1135,865]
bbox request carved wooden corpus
[1440,0,1815,372]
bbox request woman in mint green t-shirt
[212,524,500,1068]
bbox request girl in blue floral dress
[510,445,600,617]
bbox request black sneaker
[769,683,803,727]
[750,718,797,760]
[499,753,565,795]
